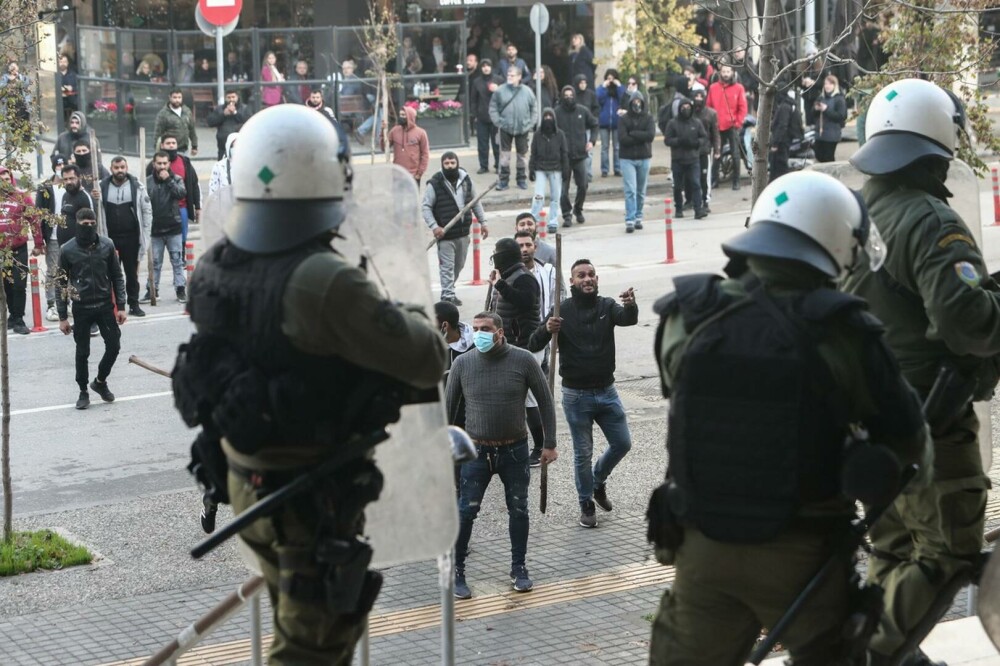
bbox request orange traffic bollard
[29,257,47,332]
[538,210,548,240]
[664,198,676,264]
[185,241,195,278]
[468,216,484,285]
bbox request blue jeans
[530,170,562,230]
[562,385,632,505]
[357,107,382,137]
[455,439,530,571]
[150,233,185,291]
[621,158,650,225]
[600,127,620,175]
[180,206,189,247]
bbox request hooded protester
[769,90,798,182]
[55,110,89,159]
[486,237,540,349]
[574,74,600,180]
[657,75,692,136]
[528,107,568,234]
[209,133,238,196]
[381,105,430,184]
[691,85,720,213]
[423,151,489,306]
[596,69,626,177]
[35,154,67,320]
[665,98,707,219]
[555,85,598,228]
[0,167,42,335]
[618,92,655,233]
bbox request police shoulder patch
[938,233,975,249]
[955,261,981,288]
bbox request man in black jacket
[665,98,707,219]
[145,134,200,246]
[618,92,655,233]
[56,208,127,410]
[143,150,187,304]
[555,86,598,228]
[528,259,637,528]
[469,59,503,174]
[97,157,152,317]
[691,87,720,214]
[528,107,568,235]
[52,164,95,246]
[486,238,539,349]
[206,91,252,160]
[422,152,489,306]
[573,75,601,181]
[768,91,796,183]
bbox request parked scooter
[788,127,817,171]
[718,114,756,184]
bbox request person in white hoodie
[208,133,238,196]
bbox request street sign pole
[529,3,549,129]
[216,26,225,104]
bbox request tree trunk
[752,0,783,204]
[381,73,391,164]
[1,286,11,544]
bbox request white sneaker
[45,305,59,322]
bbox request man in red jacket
[0,167,43,335]
[381,105,430,185]
[706,64,748,191]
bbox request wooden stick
[425,181,498,251]
[88,128,107,237]
[128,354,171,379]
[540,233,562,515]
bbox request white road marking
[8,390,173,416]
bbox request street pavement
[3,135,1000,664]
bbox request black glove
[529,170,535,182]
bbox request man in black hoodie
[618,93,655,233]
[555,86,598,228]
[665,98,707,219]
[574,75,600,181]
[768,91,796,183]
[56,207,127,411]
[54,111,88,159]
[486,238,540,349]
[528,259,637,528]
[470,59,503,174]
[528,107,568,234]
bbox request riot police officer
[175,105,448,665]
[845,78,1000,666]
[648,171,932,666]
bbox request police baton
[747,464,918,664]
[190,430,390,559]
[425,181,497,251]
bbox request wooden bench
[337,94,369,131]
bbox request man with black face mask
[56,164,95,246]
[99,157,152,316]
[554,85,598,227]
[71,139,110,192]
[56,207,127,410]
[486,237,539,349]
[529,260,637,528]
[691,86,720,213]
[422,151,489,306]
[665,99,707,219]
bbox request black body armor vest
[664,274,864,543]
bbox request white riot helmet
[722,171,885,278]
[851,78,965,175]
[226,104,351,253]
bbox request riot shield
[198,185,234,252]
[809,160,992,473]
[979,551,1000,650]
[342,163,458,568]
[197,163,458,570]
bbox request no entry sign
[199,0,242,26]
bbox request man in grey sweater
[446,311,558,600]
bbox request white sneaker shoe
[45,305,59,322]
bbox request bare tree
[360,1,399,165]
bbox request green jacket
[842,177,1000,395]
[154,104,198,152]
[658,259,933,499]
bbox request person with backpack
[691,86,720,214]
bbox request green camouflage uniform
[223,253,447,665]
[842,176,1000,659]
[650,258,931,666]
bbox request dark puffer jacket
[619,94,655,161]
[665,101,706,164]
[529,108,569,174]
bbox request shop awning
[416,0,605,8]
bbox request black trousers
[672,160,702,214]
[814,140,837,163]
[109,233,141,307]
[72,305,121,390]
[561,157,589,219]
[698,154,710,205]
[476,119,499,170]
[4,244,27,320]
[713,127,742,186]
[769,146,790,183]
